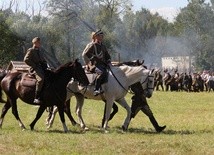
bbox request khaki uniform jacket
[24,47,47,73]
[82,42,111,71]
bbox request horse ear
[151,69,155,74]
[140,60,144,65]
[75,58,79,63]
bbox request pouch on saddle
[20,73,37,87]
[85,70,97,85]
[85,70,108,86]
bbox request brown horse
[0,59,89,132]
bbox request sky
[0,0,211,22]
[132,0,211,22]
[131,0,188,22]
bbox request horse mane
[41,61,74,81]
[119,65,145,76]
[53,61,74,74]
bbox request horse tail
[0,70,7,103]
[0,86,6,103]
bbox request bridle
[140,72,155,92]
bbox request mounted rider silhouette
[82,30,112,96]
[24,37,48,104]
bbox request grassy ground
[0,91,213,155]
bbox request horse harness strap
[107,65,134,95]
[141,74,154,91]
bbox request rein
[107,65,134,95]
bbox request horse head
[140,69,155,98]
[71,59,89,86]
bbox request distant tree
[115,8,170,61]
[0,10,23,67]
[174,0,214,70]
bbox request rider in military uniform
[24,37,48,104]
[82,30,111,96]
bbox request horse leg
[46,106,54,125]
[101,102,118,127]
[102,98,114,133]
[57,105,68,133]
[46,106,58,129]
[47,100,78,129]
[0,101,11,128]
[0,88,6,103]
[75,94,88,130]
[10,99,26,130]
[141,104,166,132]
[30,105,46,131]
[116,98,131,131]
[0,98,6,103]
[64,99,78,126]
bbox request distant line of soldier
[154,69,214,92]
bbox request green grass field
[0,91,213,155]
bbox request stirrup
[33,99,41,104]
[93,89,104,96]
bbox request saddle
[20,73,37,87]
[84,68,108,86]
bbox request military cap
[94,29,104,36]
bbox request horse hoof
[45,121,50,125]
[29,124,34,130]
[104,130,109,134]
[21,126,26,130]
[156,125,166,132]
[84,127,89,131]
[71,122,77,126]
[47,125,52,129]
[122,125,127,131]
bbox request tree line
[0,0,214,71]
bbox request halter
[140,73,155,92]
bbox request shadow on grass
[116,126,213,135]
[126,128,196,135]
[22,125,213,135]
[24,128,87,134]
[127,127,206,135]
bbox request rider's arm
[24,49,37,69]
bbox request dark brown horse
[0,59,89,132]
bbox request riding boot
[149,115,166,132]
[34,91,42,104]
[94,77,104,96]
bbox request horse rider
[82,29,112,96]
[24,37,48,104]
